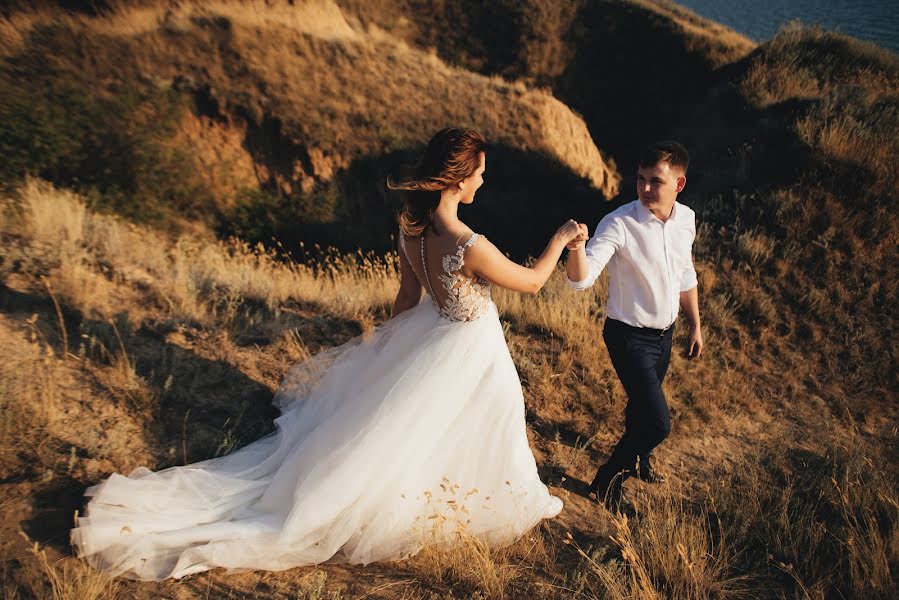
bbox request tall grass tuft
[4,179,401,325]
[571,484,750,600]
[15,533,123,600]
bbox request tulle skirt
[71,299,562,580]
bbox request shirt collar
[635,199,678,224]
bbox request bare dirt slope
[2,0,619,255]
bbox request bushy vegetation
[219,157,406,255]
[0,56,214,230]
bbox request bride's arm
[465,220,582,294]
[392,241,423,317]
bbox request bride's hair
[388,128,487,237]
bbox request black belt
[606,318,675,337]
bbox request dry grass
[720,442,898,599]
[399,492,558,599]
[0,285,143,599]
[739,24,899,198]
[0,1,356,54]
[4,178,608,340]
[4,179,400,326]
[0,313,55,477]
[2,180,895,599]
[572,495,748,600]
[409,535,519,598]
[676,25,899,416]
[0,7,897,598]
[567,441,898,600]
[12,533,123,600]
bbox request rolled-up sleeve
[680,258,698,292]
[567,215,624,290]
[680,215,698,292]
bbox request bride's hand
[565,222,589,250]
[555,219,582,245]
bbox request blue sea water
[675,0,899,54]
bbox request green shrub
[0,63,212,229]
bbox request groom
[565,141,703,508]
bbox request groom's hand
[566,223,589,250]
[686,325,703,360]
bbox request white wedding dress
[71,232,562,580]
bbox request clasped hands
[557,219,589,251]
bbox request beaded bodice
[401,233,492,322]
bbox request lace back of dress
[403,232,491,322]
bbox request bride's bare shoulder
[461,233,501,265]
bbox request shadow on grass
[0,283,364,554]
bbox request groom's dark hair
[638,141,689,174]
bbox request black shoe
[590,474,624,511]
[637,459,666,484]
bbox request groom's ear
[675,175,687,193]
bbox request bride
[71,128,587,580]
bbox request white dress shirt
[568,199,698,329]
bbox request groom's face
[636,161,686,214]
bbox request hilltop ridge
[338,0,755,164]
[1,0,619,254]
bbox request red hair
[388,128,487,237]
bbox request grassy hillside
[673,25,898,414]
[0,1,897,599]
[337,0,898,414]
[1,180,895,600]
[0,0,618,255]
[338,0,755,167]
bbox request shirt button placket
[661,221,674,327]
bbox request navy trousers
[591,318,673,490]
